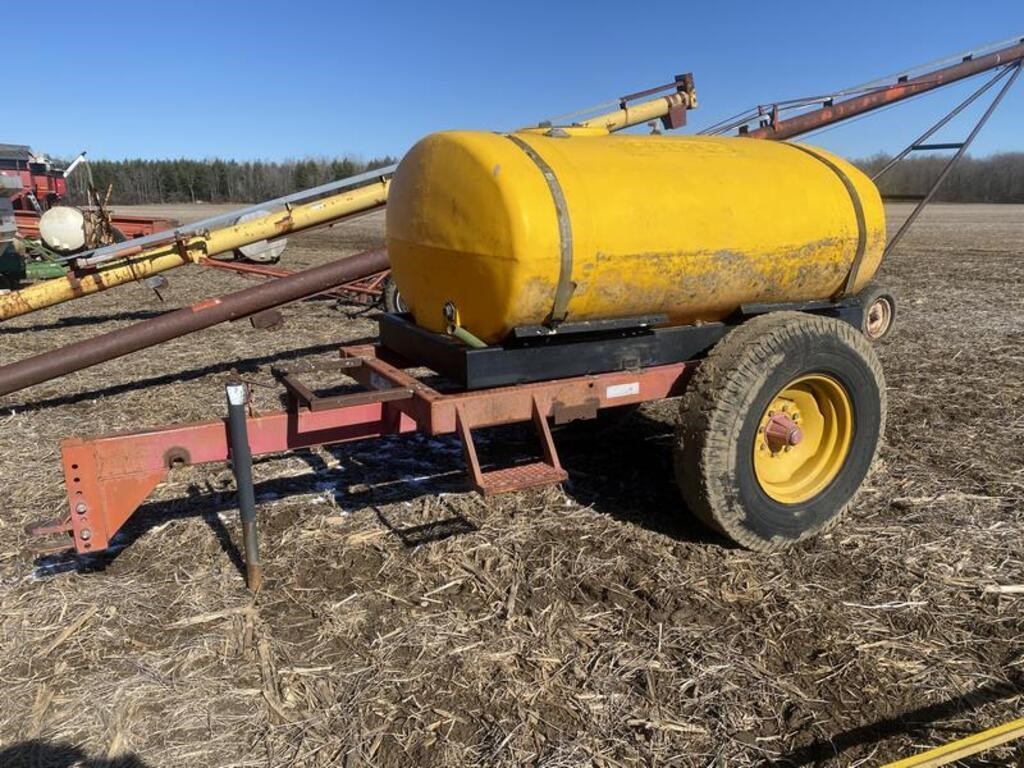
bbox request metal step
[456,397,567,496]
[473,461,568,496]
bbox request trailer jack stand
[226,382,262,592]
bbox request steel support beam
[742,40,1024,141]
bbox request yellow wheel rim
[752,374,853,505]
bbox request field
[0,203,1022,767]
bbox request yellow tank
[386,128,885,344]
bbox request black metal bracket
[378,298,865,392]
[379,313,727,390]
[509,313,668,341]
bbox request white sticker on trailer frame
[606,382,640,399]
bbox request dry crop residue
[0,204,1021,766]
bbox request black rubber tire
[674,311,886,551]
[382,274,407,314]
[857,283,897,342]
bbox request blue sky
[13,1,1023,161]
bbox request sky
[11,1,1024,162]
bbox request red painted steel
[51,347,692,555]
[1,167,66,211]
[12,210,42,239]
[14,209,174,240]
[60,395,419,552]
[202,259,391,302]
[108,214,176,238]
[744,40,1024,140]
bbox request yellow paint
[0,179,390,320]
[883,717,1024,767]
[386,130,886,343]
[752,374,853,504]
[578,91,694,132]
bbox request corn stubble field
[0,204,1021,767]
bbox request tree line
[64,151,1024,205]
[856,152,1024,203]
[65,156,398,206]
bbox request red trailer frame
[13,209,176,241]
[201,258,391,305]
[34,344,691,555]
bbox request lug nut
[75,502,87,514]
[79,528,91,541]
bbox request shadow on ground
[34,408,727,579]
[767,672,1024,766]
[0,309,164,334]
[0,740,151,768]
[2,337,376,414]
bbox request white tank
[235,209,287,263]
[39,206,87,252]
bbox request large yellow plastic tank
[386,128,885,344]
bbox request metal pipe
[744,39,1024,140]
[62,152,88,179]
[882,716,1024,767]
[449,324,488,349]
[74,164,396,267]
[201,258,371,300]
[226,381,261,591]
[529,76,696,134]
[0,247,390,397]
[579,91,693,132]
[872,66,1011,181]
[0,178,390,321]
[882,62,1022,258]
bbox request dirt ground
[0,203,1021,767]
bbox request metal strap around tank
[783,143,868,298]
[505,134,575,325]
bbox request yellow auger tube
[882,717,1024,767]
[579,91,694,132]
[0,179,390,321]
[387,130,886,343]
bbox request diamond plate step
[473,461,568,496]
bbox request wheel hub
[865,298,892,340]
[763,412,803,452]
[753,374,854,505]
